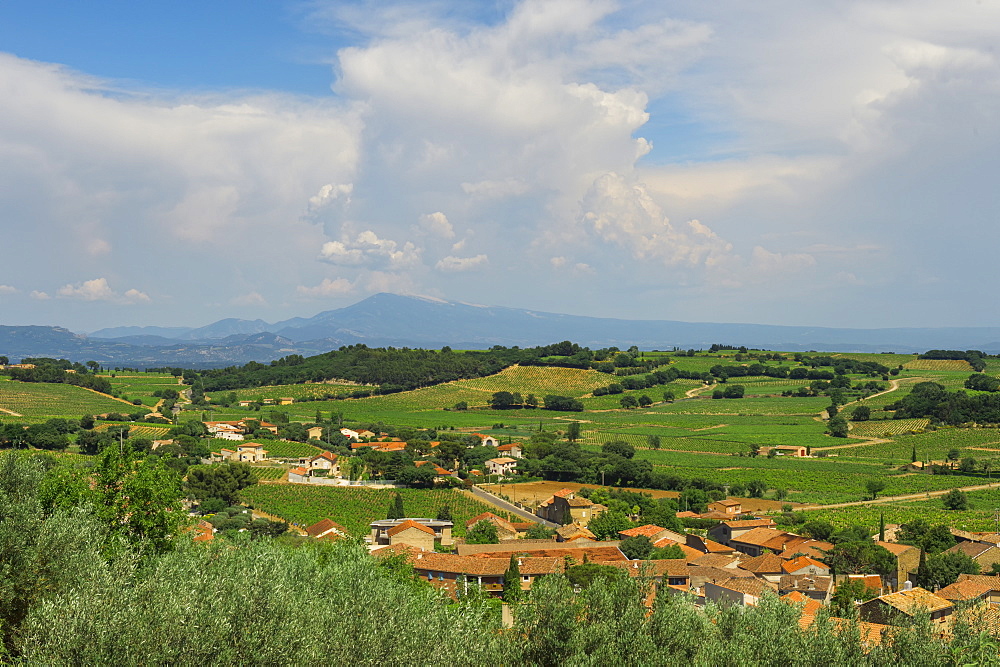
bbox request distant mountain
[5,293,1000,367]
[270,293,1000,354]
[89,325,193,339]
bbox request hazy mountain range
[2,293,999,367]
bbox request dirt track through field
[0,407,22,416]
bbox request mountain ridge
[9,293,1000,367]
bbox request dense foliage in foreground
[1,453,999,664]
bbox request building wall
[389,528,435,552]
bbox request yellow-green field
[0,379,140,418]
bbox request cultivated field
[480,480,680,506]
[0,379,141,418]
[223,383,364,402]
[903,359,974,371]
[241,485,513,536]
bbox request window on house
[522,575,530,582]
[427,572,434,581]
[438,573,444,581]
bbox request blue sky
[1,0,999,332]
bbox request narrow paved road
[465,486,560,528]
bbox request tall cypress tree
[387,493,405,520]
[502,553,522,603]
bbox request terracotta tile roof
[406,551,563,577]
[761,532,810,551]
[846,574,883,592]
[691,553,739,568]
[387,519,436,537]
[414,460,429,467]
[193,520,214,542]
[305,518,350,538]
[309,451,338,462]
[698,511,735,521]
[723,519,776,529]
[874,587,952,615]
[779,575,832,593]
[713,577,777,598]
[433,466,452,475]
[619,524,668,539]
[738,552,786,573]
[956,573,1000,586]
[351,442,381,450]
[289,466,309,476]
[556,523,595,540]
[716,499,742,507]
[678,544,705,560]
[874,540,919,556]
[497,444,520,451]
[781,539,834,560]
[937,578,999,601]
[732,527,788,548]
[676,511,700,518]
[565,497,596,507]
[460,544,627,563]
[782,556,828,574]
[945,541,996,559]
[688,565,755,582]
[371,543,425,559]
[782,590,823,616]
[686,535,734,554]
[608,559,690,578]
[486,457,518,465]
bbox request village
[185,418,1000,639]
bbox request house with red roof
[859,586,953,627]
[778,575,832,602]
[472,433,500,448]
[369,517,455,549]
[457,541,627,564]
[707,499,743,516]
[556,522,596,542]
[213,442,269,464]
[496,443,523,459]
[372,546,562,598]
[305,518,350,540]
[781,556,829,576]
[618,524,685,544]
[304,451,341,477]
[705,577,778,607]
[737,553,787,581]
[707,518,777,548]
[937,574,1000,605]
[536,490,607,527]
[484,457,519,476]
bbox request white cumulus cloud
[297,278,356,298]
[435,254,489,272]
[320,230,422,269]
[417,212,455,239]
[56,278,150,304]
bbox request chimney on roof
[903,580,913,591]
